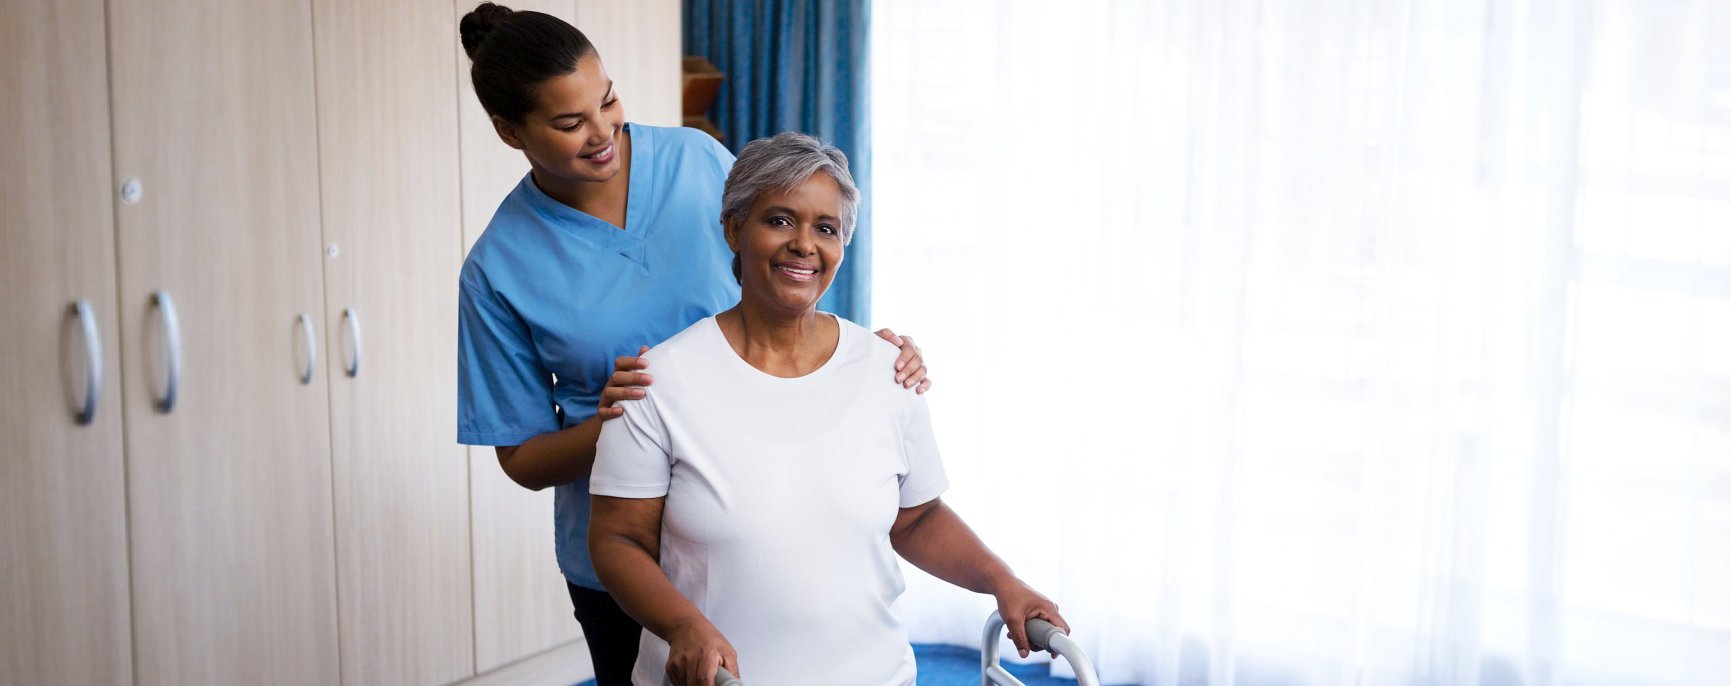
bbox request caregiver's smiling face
[492,54,625,186]
[727,171,847,315]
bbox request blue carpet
[574,643,1097,685]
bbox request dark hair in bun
[459,2,597,123]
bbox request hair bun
[460,2,516,60]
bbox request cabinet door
[576,0,683,127]
[0,0,131,683]
[107,0,339,682]
[312,0,474,683]
[457,0,586,672]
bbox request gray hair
[721,131,861,256]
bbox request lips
[580,140,615,164]
[773,262,819,282]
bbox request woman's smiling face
[727,171,848,315]
[494,54,625,186]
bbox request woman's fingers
[889,334,924,386]
[697,651,721,686]
[599,348,653,419]
[1042,604,1071,634]
[610,370,653,388]
[899,358,927,389]
[1025,603,1071,659]
[916,378,933,394]
[601,382,648,402]
[893,334,918,373]
[613,351,651,372]
[1008,614,1033,658]
[596,384,645,419]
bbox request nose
[587,112,616,146]
[785,225,817,258]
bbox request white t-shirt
[592,315,948,686]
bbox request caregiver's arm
[591,495,740,686]
[496,348,653,490]
[890,498,1069,658]
[493,419,605,490]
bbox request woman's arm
[493,417,604,490]
[889,498,1068,658]
[496,348,654,491]
[591,495,739,686]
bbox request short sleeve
[708,133,736,175]
[457,280,561,445]
[897,394,949,508]
[591,390,674,498]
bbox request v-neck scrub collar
[517,122,654,266]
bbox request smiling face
[491,54,625,187]
[726,172,848,316]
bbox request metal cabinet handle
[296,313,317,385]
[150,291,181,413]
[341,308,361,378]
[70,299,103,425]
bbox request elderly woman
[589,132,1065,686]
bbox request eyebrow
[550,81,614,121]
[763,205,840,222]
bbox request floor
[574,643,1099,685]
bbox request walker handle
[714,667,743,686]
[1023,617,1065,652]
[982,611,1102,686]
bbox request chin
[777,291,828,313]
[568,164,619,184]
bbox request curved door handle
[70,299,103,425]
[341,308,361,378]
[296,313,316,385]
[149,291,181,413]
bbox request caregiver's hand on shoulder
[665,620,738,686]
[993,579,1069,659]
[876,328,932,394]
[598,345,652,420]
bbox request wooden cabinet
[3,1,683,683]
[0,0,132,683]
[107,0,340,682]
[313,0,474,683]
[578,0,683,127]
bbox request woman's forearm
[889,500,1017,595]
[594,536,713,640]
[495,414,603,490]
[590,499,714,641]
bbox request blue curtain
[684,0,873,326]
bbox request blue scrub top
[457,123,740,590]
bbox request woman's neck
[530,128,632,228]
[716,304,838,378]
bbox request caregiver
[454,4,930,684]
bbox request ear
[722,215,740,253]
[491,115,526,151]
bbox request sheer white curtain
[870,1,1731,684]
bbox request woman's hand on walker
[598,345,652,420]
[994,580,1069,659]
[876,328,932,394]
[665,620,738,686]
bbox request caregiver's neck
[716,304,839,379]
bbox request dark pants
[569,583,642,685]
